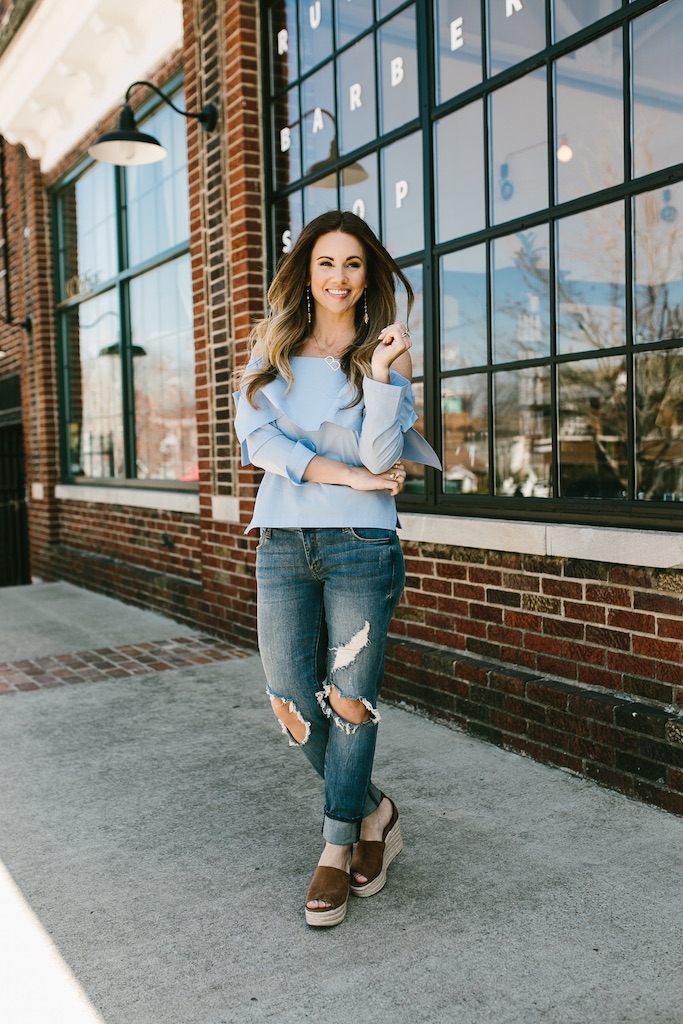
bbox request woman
[234,211,439,927]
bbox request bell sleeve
[358,372,441,473]
[233,390,316,486]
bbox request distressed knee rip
[267,689,310,746]
[315,621,381,733]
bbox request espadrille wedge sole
[305,865,350,927]
[349,797,403,898]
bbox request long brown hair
[241,211,413,407]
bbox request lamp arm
[124,81,217,131]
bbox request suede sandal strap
[350,839,384,881]
[306,866,350,912]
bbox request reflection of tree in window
[442,380,488,494]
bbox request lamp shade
[88,103,167,165]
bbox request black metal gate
[0,374,30,587]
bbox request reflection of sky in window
[634,184,683,344]
[633,0,683,178]
[379,7,418,134]
[435,0,482,104]
[338,35,376,154]
[299,0,333,73]
[555,31,623,204]
[336,0,373,47]
[493,230,550,363]
[126,98,189,267]
[441,246,486,370]
[488,0,545,75]
[553,0,620,42]
[75,164,117,284]
[557,205,625,354]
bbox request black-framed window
[265,0,683,527]
[54,79,196,485]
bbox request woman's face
[308,232,367,320]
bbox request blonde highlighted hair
[241,211,413,407]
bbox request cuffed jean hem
[323,814,362,846]
[364,781,382,817]
[323,782,383,845]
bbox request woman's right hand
[348,462,406,497]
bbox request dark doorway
[0,374,30,586]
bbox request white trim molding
[211,495,240,523]
[55,484,199,515]
[397,513,683,570]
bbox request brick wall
[384,541,683,816]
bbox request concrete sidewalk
[0,582,681,1024]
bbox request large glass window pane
[491,68,548,225]
[556,204,625,356]
[67,289,124,479]
[633,0,683,179]
[301,64,336,176]
[435,0,482,104]
[270,0,298,91]
[396,264,424,377]
[300,0,333,74]
[636,349,683,501]
[555,31,623,204]
[62,163,117,296]
[378,0,404,19]
[303,173,338,221]
[492,228,550,362]
[440,246,487,371]
[340,155,379,235]
[441,373,489,494]
[274,193,304,258]
[435,101,485,243]
[494,367,552,497]
[634,183,683,346]
[272,86,301,188]
[488,0,546,75]
[126,99,190,267]
[553,0,620,42]
[379,6,419,134]
[337,0,373,47]
[338,35,376,155]
[129,256,196,481]
[558,355,628,499]
[381,132,423,257]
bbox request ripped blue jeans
[256,527,405,846]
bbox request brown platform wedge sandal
[304,866,350,927]
[349,795,403,898]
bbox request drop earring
[363,287,369,325]
[307,285,312,325]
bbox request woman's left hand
[371,321,412,382]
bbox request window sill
[397,513,683,570]
[55,484,199,516]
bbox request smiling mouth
[327,289,350,297]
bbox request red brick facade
[1,0,682,815]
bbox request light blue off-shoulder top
[233,356,440,533]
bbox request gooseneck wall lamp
[89,81,218,166]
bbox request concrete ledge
[384,635,683,817]
[55,484,199,516]
[398,513,683,569]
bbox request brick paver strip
[0,636,254,695]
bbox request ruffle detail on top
[233,357,441,470]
